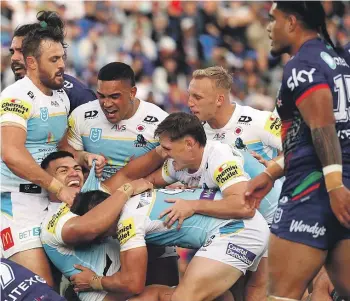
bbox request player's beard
[11,62,26,81]
[38,67,65,90]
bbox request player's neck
[124,97,140,120]
[207,103,235,129]
[27,73,53,96]
[188,146,205,172]
[290,31,319,56]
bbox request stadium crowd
[2,1,349,112]
[1,1,350,301]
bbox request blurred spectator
[1,1,349,112]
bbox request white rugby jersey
[204,103,282,160]
[41,202,120,301]
[161,141,249,191]
[0,76,69,193]
[68,99,168,179]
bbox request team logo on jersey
[163,160,170,177]
[276,99,283,108]
[84,110,98,119]
[234,127,243,135]
[117,218,136,245]
[235,137,247,150]
[90,128,102,142]
[213,133,225,140]
[111,124,126,131]
[214,161,243,188]
[264,114,281,137]
[238,116,252,124]
[134,134,148,147]
[273,208,283,224]
[320,52,336,70]
[143,115,159,124]
[136,124,146,132]
[40,107,49,121]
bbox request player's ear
[130,86,137,99]
[287,14,298,33]
[184,136,196,149]
[26,56,37,71]
[217,94,225,107]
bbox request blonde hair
[192,66,232,91]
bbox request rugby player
[64,62,179,286]
[69,188,269,301]
[245,2,350,300]
[1,258,65,301]
[189,66,282,160]
[187,65,283,300]
[10,15,97,113]
[40,151,154,301]
[146,112,280,225]
[0,11,79,285]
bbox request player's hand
[250,151,274,168]
[159,199,195,230]
[130,178,153,196]
[329,186,350,228]
[70,264,96,292]
[83,152,106,178]
[165,182,189,189]
[57,186,79,207]
[245,172,274,208]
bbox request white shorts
[1,192,49,258]
[195,211,269,274]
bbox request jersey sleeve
[45,205,77,245]
[0,91,33,130]
[208,145,249,192]
[161,159,178,184]
[284,57,329,107]
[259,111,283,151]
[118,211,147,252]
[67,107,84,150]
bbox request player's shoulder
[238,104,272,124]
[63,74,87,90]
[70,99,100,118]
[207,140,242,161]
[139,100,168,121]
[1,77,34,101]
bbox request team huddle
[1,2,350,301]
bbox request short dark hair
[22,10,66,60]
[154,112,207,147]
[97,62,136,87]
[274,1,338,53]
[41,151,74,170]
[13,24,37,38]
[70,190,110,216]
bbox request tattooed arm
[297,87,350,228]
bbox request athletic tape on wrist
[274,156,285,170]
[117,183,133,199]
[90,274,103,291]
[47,178,64,196]
[323,164,342,175]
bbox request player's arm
[103,146,167,193]
[71,214,148,295]
[0,97,75,204]
[61,180,152,245]
[145,159,177,188]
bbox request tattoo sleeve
[311,124,342,166]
